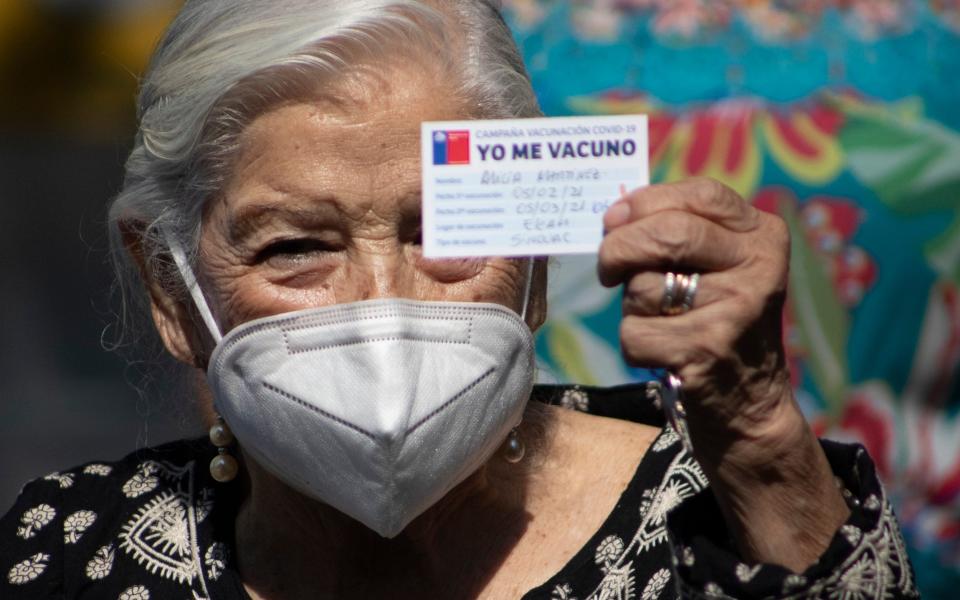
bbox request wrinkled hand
[599,178,848,571]
[599,178,793,448]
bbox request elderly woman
[2,1,916,599]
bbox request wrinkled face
[194,65,542,336]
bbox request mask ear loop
[165,230,240,485]
[520,257,535,323]
[163,229,224,346]
[504,256,537,462]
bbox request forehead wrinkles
[303,122,420,228]
[232,67,449,209]
[214,124,418,239]
[211,51,474,238]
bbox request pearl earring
[503,427,525,463]
[208,415,239,483]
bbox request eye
[254,238,339,264]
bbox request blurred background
[0,0,190,524]
[1,0,958,596]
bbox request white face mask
[166,234,536,537]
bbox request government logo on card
[432,130,470,165]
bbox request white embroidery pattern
[560,451,708,600]
[841,524,863,546]
[85,544,116,580]
[117,459,211,592]
[888,507,915,594]
[641,568,671,600]
[84,464,113,476]
[64,510,97,544]
[806,497,915,598]
[559,388,590,412]
[782,573,807,593]
[7,553,49,585]
[44,472,74,489]
[596,563,636,600]
[651,429,679,453]
[120,491,197,583]
[551,583,579,600]
[16,504,55,539]
[638,479,687,532]
[676,485,918,599]
[204,543,227,581]
[195,488,214,523]
[703,582,726,598]
[735,563,760,583]
[119,584,151,600]
[595,535,625,571]
[122,463,161,499]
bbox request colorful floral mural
[506,1,960,596]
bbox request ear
[120,221,210,369]
[526,258,549,332]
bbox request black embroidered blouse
[1,384,918,599]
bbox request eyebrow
[227,199,340,245]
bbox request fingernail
[604,201,631,229]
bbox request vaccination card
[421,114,648,258]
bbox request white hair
[106,0,540,347]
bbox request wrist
[686,382,807,479]
[687,402,851,571]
